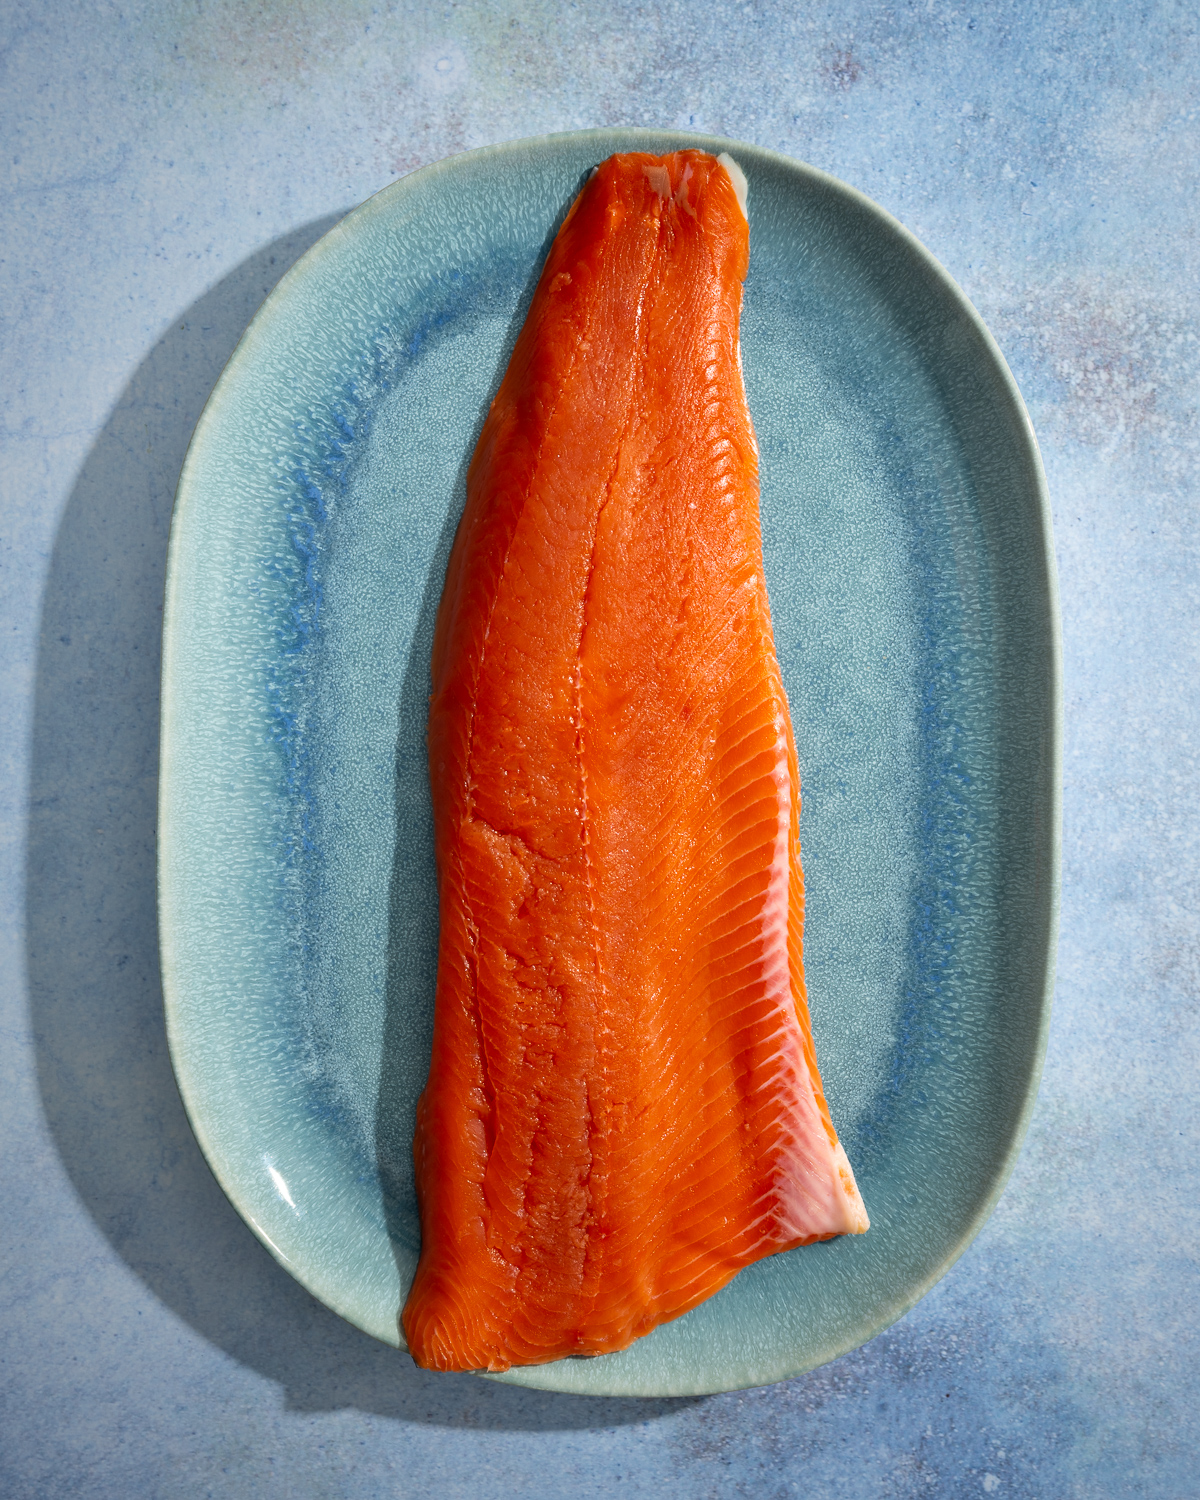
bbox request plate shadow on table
[24,214,697,1430]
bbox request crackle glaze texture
[4,2,1198,1497]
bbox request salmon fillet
[402,150,868,1373]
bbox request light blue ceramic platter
[160,129,1060,1397]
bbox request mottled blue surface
[2,0,1196,1493]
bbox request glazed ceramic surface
[159,128,1059,1397]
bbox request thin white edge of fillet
[767,712,871,1238]
[831,1139,871,1233]
[716,152,748,220]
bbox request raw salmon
[402,150,868,1373]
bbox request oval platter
[159,128,1060,1397]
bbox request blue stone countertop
[2,3,1196,1496]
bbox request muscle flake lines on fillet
[403,150,868,1374]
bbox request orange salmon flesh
[401,150,868,1374]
